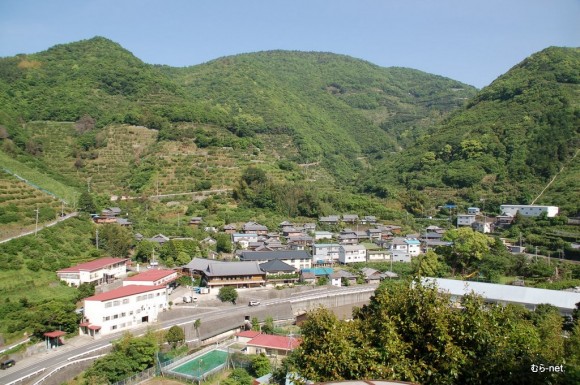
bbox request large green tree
[98,224,133,257]
[442,227,494,274]
[217,286,238,304]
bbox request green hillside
[363,47,580,215]
[0,37,476,188]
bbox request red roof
[44,330,67,338]
[236,330,261,338]
[85,285,166,302]
[88,325,101,330]
[57,257,128,273]
[79,322,90,327]
[124,269,176,282]
[247,334,301,350]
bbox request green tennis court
[171,349,228,377]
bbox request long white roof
[422,278,580,311]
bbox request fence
[5,368,46,385]
[31,355,106,385]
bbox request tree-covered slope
[0,37,476,186]
[364,47,580,215]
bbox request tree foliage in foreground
[84,333,157,385]
[294,280,578,385]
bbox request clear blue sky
[0,0,578,88]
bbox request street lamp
[198,358,203,385]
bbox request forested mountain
[363,47,580,215]
[0,36,475,187]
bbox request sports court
[167,349,229,379]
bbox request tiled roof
[205,261,265,277]
[260,260,296,273]
[57,257,127,273]
[124,269,176,282]
[85,285,165,302]
[240,250,312,261]
[236,330,261,338]
[247,334,301,350]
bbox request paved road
[0,212,78,244]
[0,285,374,385]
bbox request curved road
[0,286,375,385]
[0,212,78,244]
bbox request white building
[313,231,334,241]
[80,285,167,338]
[338,245,366,264]
[405,238,422,257]
[56,257,128,287]
[457,214,477,227]
[239,251,312,270]
[367,250,391,261]
[312,244,340,263]
[123,269,177,287]
[467,207,480,215]
[500,205,559,218]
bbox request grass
[0,150,79,204]
[0,268,77,303]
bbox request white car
[249,300,260,306]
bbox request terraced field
[0,171,66,240]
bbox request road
[0,212,78,244]
[0,285,374,385]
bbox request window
[121,312,126,317]
[103,316,110,321]
[113,314,118,319]
[148,294,153,299]
[129,311,133,315]
[113,300,120,306]
[111,325,117,330]
[122,299,130,304]
[105,302,112,308]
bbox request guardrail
[30,355,106,385]
[66,345,111,361]
[5,368,46,385]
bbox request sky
[0,0,578,88]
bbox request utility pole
[96,229,99,249]
[34,206,39,236]
[61,201,64,218]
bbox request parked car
[0,359,15,369]
[183,296,192,303]
[249,300,261,306]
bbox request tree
[217,286,238,304]
[316,276,329,286]
[411,250,445,277]
[194,319,201,339]
[442,227,494,273]
[75,114,96,133]
[216,233,233,253]
[165,325,185,348]
[78,191,96,214]
[251,353,272,377]
[262,316,274,334]
[251,317,260,331]
[99,224,133,257]
[77,282,96,301]
[227,368,253,385]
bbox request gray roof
[240,250,312,261]
[183,257,224,271]
[243,222,268,231]
[423,278,580,312]
[205,261,265,277]
[260,260,296,273]
[331,270,357,279]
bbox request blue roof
[405,239,421,245]
[301,267,334,276]
[443,204,457,209]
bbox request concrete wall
[290,288,375,316]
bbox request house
[342,214,359,224]
[338,245,366,264]
[391,251,412,263]
[189,217,203,226]
[183,257,223,275]
[314,231,334,241]
[283,227,304,238]
[330,270,358,286]
[500,205,559,218]
[101,207,122,217]
[279,221,294,230]
[200,261,266,288]
[361,216,377,224]
[426,225,446,234]
[80,285,167,338]
[223,224,237,234]
[495,214,515,227]
[338,230,359,245]
[235,330,261,344]
[204,226,217,233]
[300,271,316,284]
[123,269,177,287]
[148,234,170,245]
[421,232,444,241]
[382,225,402,234]
[301,267,334,278]
[360,267,383,284]
[287,234,314,247]
[367,228,383,241]
[472,219,494,234]
[260,260,298,281]
[457,214,476,226]
[367,250,390,261]
[302,223,316,232]
[116,218,132,227]
[232,233,259,249]
[312,243,341,264]
[405,238,421,256]
[239,250,312,270]
[57,257,128,287]
[201,237,217,246]
[242,222,269,235]
[389,238,412,254]
[467,207,481,215]
[245,334,301,357]
[318,215,340,225]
